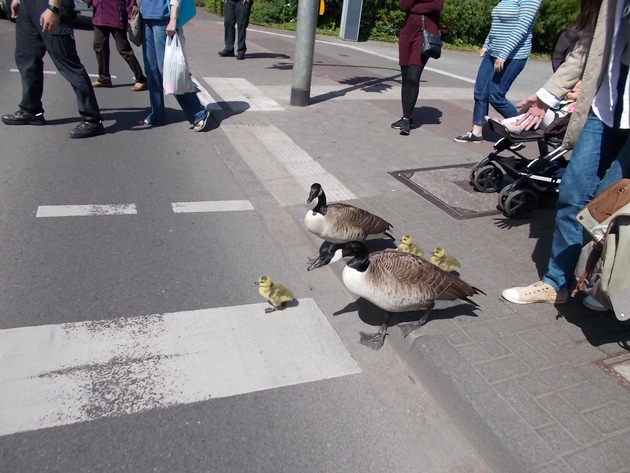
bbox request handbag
[574,179,630,319]
[128,0,142,47]
[163,32,195,95]
[421,15,442,60]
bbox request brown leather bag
[576,178,630,241]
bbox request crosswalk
[0,299,360,437]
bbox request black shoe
[218,50,235,57]
[399,118,411,136]
[2,109,46,126]
[69,120,105,139]
[237,54,245,60]
[391,117,413,130]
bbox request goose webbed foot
[398,310,432,338]
[359,323,388,350]
[265,306,278,314]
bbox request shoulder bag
[421,15,442,60]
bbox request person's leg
[14,1,46,115]
[112,27,146,83]
[234,0,252,57]
[172,31,207,126]
[401,64,423,118]
[142,19,166,124]
[222,0,236,53]
[42,32,101,121]
[471,53,495,128]
[595,131,630,193]
[93,25,111,83]
[542,115,628,291]
[488,57,527,119]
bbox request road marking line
[202,77,283,111]
[171,200,255,213]
[245,28,476,84]
[36,204,137,217]
[0,299,360,436]
[191,77,222,112]
[10,69,117,79]
[221,123,356,206]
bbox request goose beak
[307,256,328,271]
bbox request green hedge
[202,0,582,54]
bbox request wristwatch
[47,4,61,14]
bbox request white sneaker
[582,295,608,312]
[502,281,568,305]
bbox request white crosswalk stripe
[0,299,360,437]
[202,77,284,111]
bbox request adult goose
[304,183,394,244]
[339,241,484,350]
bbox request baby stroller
[469,119,570,219]
[468,28,578,219]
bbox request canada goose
[307,241,344,271]
[431,247,461,272]
[304,183,394,244]
[396,234,424,257]
[257,275,295,313]
[339,241,483,350]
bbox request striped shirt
[483,0,542,61]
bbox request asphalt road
[0,9,556,472]
[0,12,505,473]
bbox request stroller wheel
[504,188,538,219]
[472,164,503,193]
[469,158,491,183]
[498,183,516,211]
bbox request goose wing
[327,203,392,237]
[370,250,480,304]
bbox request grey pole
[290,0,319,106]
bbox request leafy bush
[202,0,584,54]
[249,0,298,26]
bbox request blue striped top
[483,0,542,60]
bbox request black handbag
[421,15,442,59]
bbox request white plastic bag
[163,32,195,95]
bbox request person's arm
[494,0,541,69]
[515,36,589,130]
[167,0,180,36]
[10,0,19,18]
[40,0,62,33]
[400,0,444,14]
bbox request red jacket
[92,0,136,29]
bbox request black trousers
[15,0,100,120]
[93,24,146,84]
[223,0,252,55]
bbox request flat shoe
[131,82,148,91]
[136,119,164,127]
[92,80,113,88]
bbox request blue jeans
[542,112,630,291]
[472,53,526,126]
[141,20,206,125]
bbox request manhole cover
[390,164,502,220]
[598,353,630,389]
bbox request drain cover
[598,353,630,389]
[390,164,502,220]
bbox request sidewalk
[188,14,630,473]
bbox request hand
[514,97,549,131]
[10,0,20,18]
[494,58,504,73]
[479,48,486,58]
[40,9,60,33]
[166,18,177,36]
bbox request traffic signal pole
[290,0,320,106]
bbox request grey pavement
[184,13,630,473]
[186,14,630,473]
